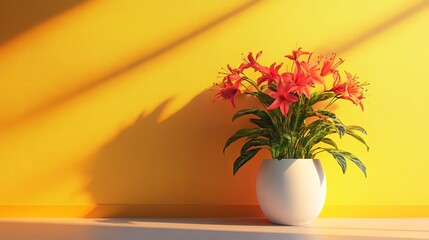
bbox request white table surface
[1,217,428,240]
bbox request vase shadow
[84,90,270,217]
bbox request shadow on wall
[0,0,261,131]
[333,0,429,54]
[85,90,270,216]
[0,0,84,45]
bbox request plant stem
[325,96,339,109]
[243,77,259,91]
[240,83,251,92]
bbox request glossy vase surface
[256,159,326,225]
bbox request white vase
[256,159,326,225]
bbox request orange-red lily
[267,81,298,115]
[319,53,344,77]
[240,51,265,73]
[282,62,313,98]
[300,61,324,86]
[330,72,366,110]
[256,62,283,86]
[285,48,310,61]
[214,80,242,108]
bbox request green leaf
[255,92,274,106]
[250,118,272,129]
[320,138,338,149]
[270,142,284,159]
[310,147,328,158]
[346,129,370,151]
[335,124,346,138]
[289,99,311,132]
[317,110,346,138]
[232,108,275,130]
[304,119,324,131]
[325,149,367,177]
[233,148,262,175]
[293,106,309,132]
[308,92,320,106]
[223,128,268,153]
[232,108,266,121]
[326,149,347,174]
[282,132,293,143]
[268,83,277,92]
[241,138,269,154]
[317,110,340,123]
[270,142,281,159]
[342,151,367,177]
[302,121,332,142]
[303,124,333,152]
[309,92,335,106]
[253,92,285,121]
[305,110,317,118]
[347,125,368,135]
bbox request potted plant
[213,48,369,225]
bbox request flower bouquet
[214,48,369,176]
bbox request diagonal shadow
[0,0,262,130]
[80,2,428,217]
[4,0,425,130]
[332,0,429,54]
[0,0,84,45]
[84,90,269,215]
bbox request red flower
[285,48,310,61]
[330,70,344,93]
[214,80,242,108]
[240,51,264,72]
[300,60,324,86]
[267,81,298,116]
[319,53,344,77]
[256,62,283,86]
[282,62,313,98]
[226,64,242,74]
[219,63,245,86]
[225,72,243,83]
[330,72,366,110]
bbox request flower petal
[229,95,237,107]
[267,98,281,110]
[279,101,290,116]
[286,93,298,102]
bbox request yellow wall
[1,0,429,217]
